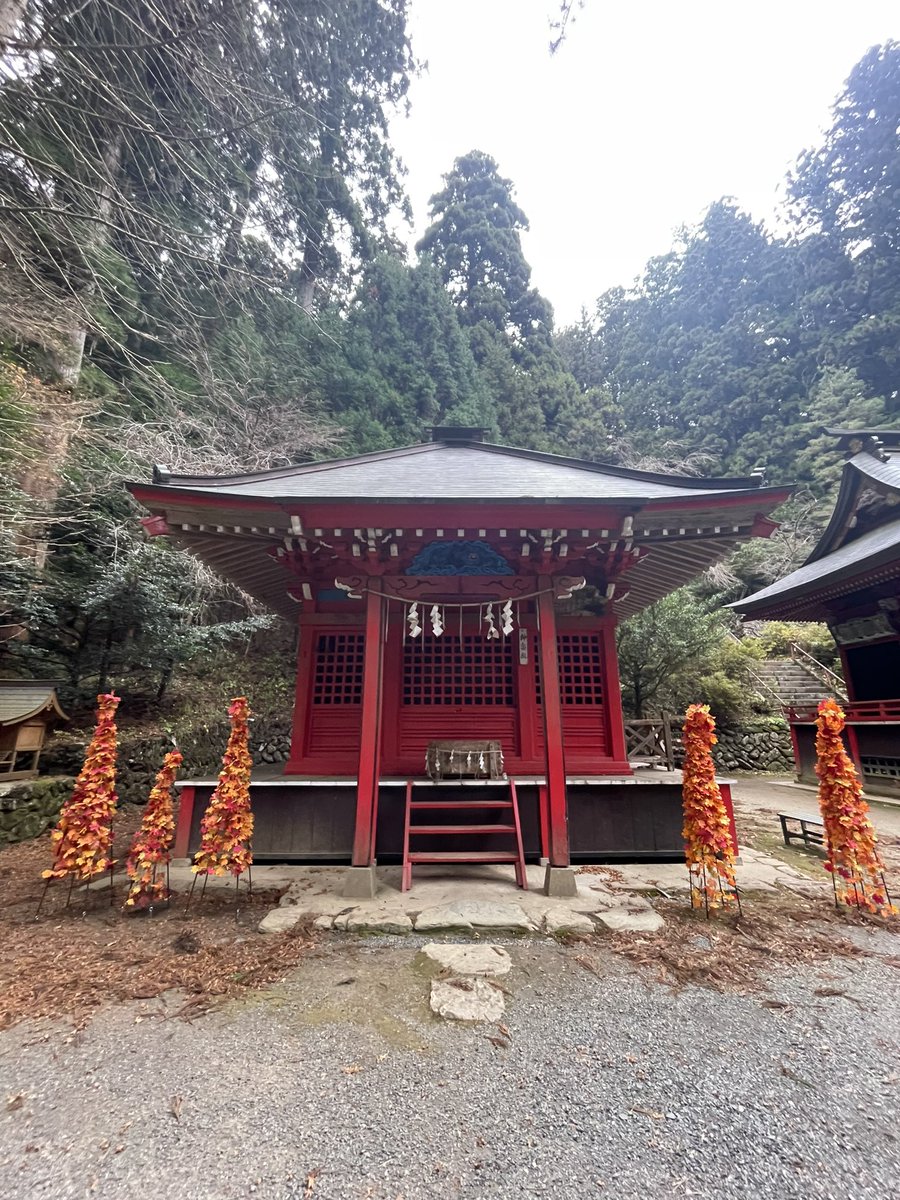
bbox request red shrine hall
[736,428,900,800]
[129,428,790,894]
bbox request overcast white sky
[389,0,898,326]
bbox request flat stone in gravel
[346,911,413,934]
[415,900,535,932]
[595,906,665,933]
[258,907,306,934]
[544,909,595,935]
[418,943,512,976]
[429,976,505,1022]
[412,904,472,930]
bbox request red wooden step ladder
[401,779,528,892]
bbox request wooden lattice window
[535,632,604,705]
[312,632,364,705]
[403,635,515,706]
[861,756,900,780]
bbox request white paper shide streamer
[484,603,499,640]
[407,602,422,639]
[401,596,522,640]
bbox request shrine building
[735,428,900,800]
[129,427,790,895]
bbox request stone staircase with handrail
[751,652,847,710]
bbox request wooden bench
[779,811,825,849]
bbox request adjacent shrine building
[735,428,900,799]
[129,428,790,890]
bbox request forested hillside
[1,7,898,714]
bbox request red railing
[787,699,900,723]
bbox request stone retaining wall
[710,719,794,774]
[8,715,794,849]
[0,777,72,846]
[40,719,293,807]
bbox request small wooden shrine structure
[129,428,789,891]
[736,428,900,799]
[0,680,68,779]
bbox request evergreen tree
[308,255,492,450]
[790,40,900,401]
[417,150,554,345]
[572,202,809,479]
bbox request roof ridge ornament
[750,464,767,486]
[825,427,895,462]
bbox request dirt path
[730,774,900,875]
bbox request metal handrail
[788,642,846,700]
[724,631,789,706]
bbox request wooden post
[599,616,630,771]
[838,644,855,701]
[536,588,569,866]
[352,587,384,866]
[173,784,196,859]
[718,782,740,858]
[845,722,864,779]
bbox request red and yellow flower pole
[682,704,740,914]
[124,748,183,911]
[190,697,254,901]
[40,693,120,907]
[815,698,895,917]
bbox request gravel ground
[1,927,898,1200]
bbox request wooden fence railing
[624,715,676,771]
[788,698,900,724]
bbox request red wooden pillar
[837,644,856,701]
[718,782,740,857]
[599,615,631,772]
[537,588,569,866]
[845,722,864,778]
[352,587,385,866]
[173,784,196,859]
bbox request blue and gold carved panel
[406,540,514,576]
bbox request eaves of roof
[731,516,900,619]
[808,450,900,563]
[0,683,69,726]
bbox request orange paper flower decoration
[192,696,253,878]
[124,748,183,909]
[681,704,738,909]
[42,693,120,882]
[815,698,895,917]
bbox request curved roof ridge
[152,437,770,494]
[807,449,900,563]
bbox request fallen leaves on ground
[590,892,897,993]
[0,815,317,1031]
[577,865,626,883]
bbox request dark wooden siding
[184,780,684,862]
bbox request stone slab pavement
[161,775,836,936]
[167,850,821,939]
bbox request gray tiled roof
[850,448,900,493]
[152,442,770,502]
[0,682,68,725]
[732,517,900,616]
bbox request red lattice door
[535,630,608,767]
[385,620,520,773]
[304,631,365,767]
